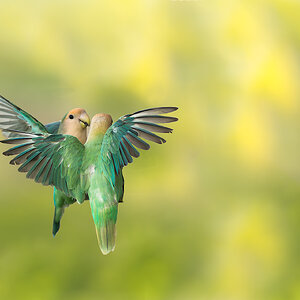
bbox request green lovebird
[1,106,178,255]
[0,95,90,236]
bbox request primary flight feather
[1,105,178,255]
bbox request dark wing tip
[9,159,17,165]
[128,106,179,119]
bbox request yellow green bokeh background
[0,1,299,299]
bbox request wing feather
[128,107,178,118]
[126,131,150,150]
[130,127,166,144]
[10,148,36,165]
[100,107,178,187]
[131,115,178,123]
[0,132,85,200]
[131,122,173,133]
[0,95,49,138]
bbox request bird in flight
[0,95,90,236]
[0,95,178,255]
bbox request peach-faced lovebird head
[60,108,90,144]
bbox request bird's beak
[79,117,90,129]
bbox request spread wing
[100,107,178,187]
[0,130,85,201]
[0,95,49,137]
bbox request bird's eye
[69,115,74,120]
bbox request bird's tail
[90,199,118,255]
[52,217,60,237]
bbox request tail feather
[90,201,118,255]
[96,221,116,255]
[52,219,60,237]
[52,207,64,237]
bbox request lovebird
[0,95,90,236]
[52,109,90,236]
[0,106,178,255]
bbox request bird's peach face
[65,108,90,130]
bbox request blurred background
[0,0,299,299]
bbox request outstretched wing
[0,130,85,201]
[101,107,178,187]
[0,95,49,137]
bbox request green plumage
[82,134,124,253]
[53,188,76,236]
[0,95,76,236]
[1,106,178,254]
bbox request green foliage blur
[0,1,299,299]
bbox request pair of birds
[0,95,178,255]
